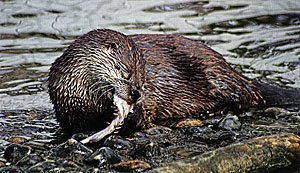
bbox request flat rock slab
[150,133,300,173]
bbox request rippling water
[0,1,300,171]
[0,0,300,110]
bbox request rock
[129,132,149,144]
[27,160,62,173]
[103,135,133,150]
[4,143,31,163]
[150,133,300,172]
[144,126,172,135]
[295,129,300,136]
[132,142,160,158]
[174,118,203,128]
[239,111,254,118]
[84,147,121,168]
[6,136,30,144]
[218,115,241,131]
[71,132,91,141]
[0,156,7,166]
[0,167,23,173]
[51,138,92,158]
[113,160,151,172]
[218,131,236,142]
[83,167,101,173]
[15,154,43,167]
[264,107,291,119]
[56,159,81,169]
[185,126,213,135]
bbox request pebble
[4,143,31,164]
[132,142,159,157]
[0,167,23,173]
[6,136,30,144]
[103,135,133,150]
[264,107,291,119]
[185,126,213,135]
[112,160,151,172]
[84,147,121,168]
[218,115,241,131]
[27,160,63,173]
[51,138,92,158]
[129,132,149,144]
[144,125,172,135]
[15,154,43,167]
[174,118,204,128]
[218,131,236,142]
[84,167,101,173]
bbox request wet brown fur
[130,34,265,124]
[49,29,299,132]
[48,29,145,132]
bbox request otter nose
[130,89,140,103]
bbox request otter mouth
[80,95,133,144]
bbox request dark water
[1,0,300,109]
[0,0,300,165]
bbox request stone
[4,143,31,164]
[113,160,151,172]
[84,147,121,168]
[218,115,241,131]
[103,135,133,150]
[51,138,92,158]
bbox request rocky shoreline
[1,107,300,172]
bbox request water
[0,1,300,171]
[1,0,300,110]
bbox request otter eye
[115,65,121,70]
[109,43,117,49]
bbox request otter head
[48,29,145,143]
[80,29,146,143]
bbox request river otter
[48,29,300,143]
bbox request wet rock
[56,159,82,171]
[265,107,291,119]
[113,160,151,172]
[174,118,203,128]
[218,131,236,143]
[144,125,172,135]
[218,115,241,131]
[132,142,160,158]
[185,126,213,135]
[150,133,300,172]
[6,136,30,144]
[239,111,254,118]
[83,167,101,173]
[27,160,64,173]
[129,132,149,144]
[0,167,23,173]
[84,147,121,168]
[0,161,5,167]
[52,138,92,158]
[15,154,43,167]
[173,148,203,158]
[71,132,91,141]
[4,143,31,163]
[203,118,222,126]
[295,129,300,136]
[28,159,80,172]
[103,135,133,150]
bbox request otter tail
[255,82,300,107]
